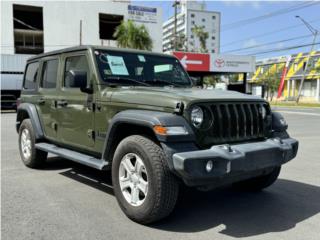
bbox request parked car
[16,46,298,224]
[1,94,17,110]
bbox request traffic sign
[173,52,210,72]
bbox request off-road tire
[18,119,47,168]
[233,166,281,191]
[112,135,179,224]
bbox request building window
[190,35,194,39]
[212,36,215,40]
[41,59,58,89]
[212,16,216,20]
[211,50,215,53]
[191,20,195,25]
[99,13,123,40]
[313,57,319,68]
[191,13,195,18]
[13,4,44,54]
[202,18,205,22]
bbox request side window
[24,62,39,89]
[41,59,58,89]
[64,55,89,88]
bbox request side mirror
[190,77,201,86]
[65,70,93,94]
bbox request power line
[245,42,320,56]
[221,18,320,48]
[221,1,319,32]
[224,34,313,53]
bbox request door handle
[37,98,45,105]
[57,100,68,107]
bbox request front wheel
[112,135,179,224]
[233,166,281,191]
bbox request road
[1,107,320,240]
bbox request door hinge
[51,122,58,131]
[87,129,95,140]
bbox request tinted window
[64,55,89,88]
[41,59,58,89]
[24,61,39,89]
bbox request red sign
[173,52,210,72]
[277,56,292,98]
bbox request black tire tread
[133,135,178,223]
[113,135,179,224]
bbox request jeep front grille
[193,102,271,148]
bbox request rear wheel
[112,135,179,224]
[233,167,281,191]
[18,119,47,168]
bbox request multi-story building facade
[162,0,220,54]
[248,51,320,102]
[1,0,163,103]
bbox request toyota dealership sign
[173,52,255,73]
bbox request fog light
[206,160,213,172]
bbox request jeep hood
[106,87,264,109]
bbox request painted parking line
[277,110,320,116]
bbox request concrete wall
[1,1,163,54]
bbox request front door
[57,53,95,150]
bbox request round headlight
[191,106,204,128]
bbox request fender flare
[16,103,44,139]
[272,112,288,132]
[101,110,196,162]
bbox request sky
[133,0,320,60]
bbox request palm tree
[113,20,153,51]
[191,25,209,53]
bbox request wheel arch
[101,110,195,164]
[16,103,44,139]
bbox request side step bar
[35,143,109,170]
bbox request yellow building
[248,51,320,102]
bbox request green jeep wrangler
[16,46,298,224]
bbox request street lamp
[295,16,319,103]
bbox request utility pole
[172,0,180,51]
[79,20,82,46]
[295,16,319,103]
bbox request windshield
[94,50,192,87]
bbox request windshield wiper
[104,77,151,87]
[151,79,189,88]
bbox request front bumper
[172,137,298,186]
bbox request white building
[162,0,220,54]
[0,0,163,100]
[1,0,163,54]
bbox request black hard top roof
[27,45,176,62]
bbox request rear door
[37,57,60,140]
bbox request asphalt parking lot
[1,107,320,240]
